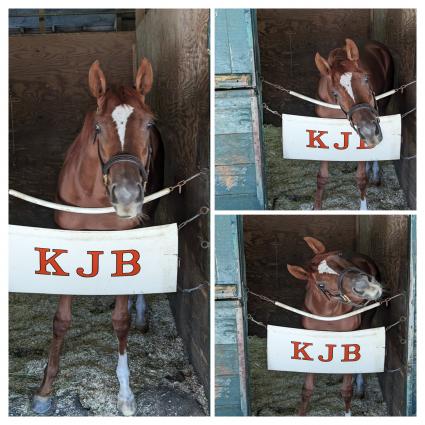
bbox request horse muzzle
[358,121,383,148]
[110,182,144,218]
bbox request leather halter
[340,90,381,139]
[315,263,372,308]
[93,123,153,189]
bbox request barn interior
[257,9,416,210]
[243,215,415,416]
[9,9,209,416]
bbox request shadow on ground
[9,294,208,416]
[248,335,387,416]
[264,125,409,210]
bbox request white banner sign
[9,224,178,295]
[282,113,401,161]
[267,325,385,374]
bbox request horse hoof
[118,394,137,416]
[32,394,52,414]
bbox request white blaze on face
[340,72,355,101]
[318,260,338,275]
[112,104,134,149]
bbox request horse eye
[95,123,101,133]
[332,91,339,98]
[364,75,369,83]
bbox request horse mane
[327,48,359,73]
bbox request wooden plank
[371,9,416,209]
[215,89,265,210]
[406,215,416,415]
[215,9,255,86]
[215,216,242,297]
[357,215,410,416]
[257,9,371,126]
[216,194,261,210]
[215,300,249,416]
[135,9,210,397]
[215,134,255,166]
[9,32,135,228]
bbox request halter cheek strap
[93,124,153,189]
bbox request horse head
[287,236,383,305]
[88,58,155,218]
[315,39,382,148]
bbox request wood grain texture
[215,300,249,416]
[215,9,255,84]
[257,9,371,126]
[215,89,264,210]
[371,10,416,209]
[243,216,357,337]
[135,9,210,396]
[9,32,135,227]
[357,215,411,416]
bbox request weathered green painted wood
[215,9,255,88]
[215,89,265,210]
[215,300,249,416]
[216,194,261,210]
[215,217,250,416]
[215,134,255,165]
[406,215,416,416]
[215,216,242,299]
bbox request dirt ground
[248,335,388,416]
[264,125,409,210]
[9,294,208,416]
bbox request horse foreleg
[356,161,368,210]
[354,374,365,399]
[341,374,353,416]
[367,161,381,186]
[314,161,329,210]
[135,294,148,333]
[113,295,136,416]
[298,373,315,416]
[33,295,73,414]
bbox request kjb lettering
[34,247,141,277]
[290,341,361,362]
[306,129,372,150]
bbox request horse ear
[315,53,331,77]
[287,265,310,281]
[303,237,326,254]
[345,38,360,61]
[88,60,106,101]
[135,57,153,101]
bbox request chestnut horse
[32,58,164,416]
[287,237,383,416]
[314,39,394,210]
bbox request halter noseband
[340,90,381,139]
[315,264,372,308]
[93,123,153,189]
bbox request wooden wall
[135,9,210,396]
[357,215,412,416]
[371,10,416,208]
[243,215,357,337]
[9,32,135,227]
[257,9,371,126]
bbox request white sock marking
[135,294,146,323]
[345,410,352,416]
[360,198,368,210]
[112,104,134,149]
[116,351,133,401]
[318,260,337,275]
[340,72,355,101]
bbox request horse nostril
[136,183,144,203]
[111,184,118,204]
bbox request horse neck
[60,112,106,200]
